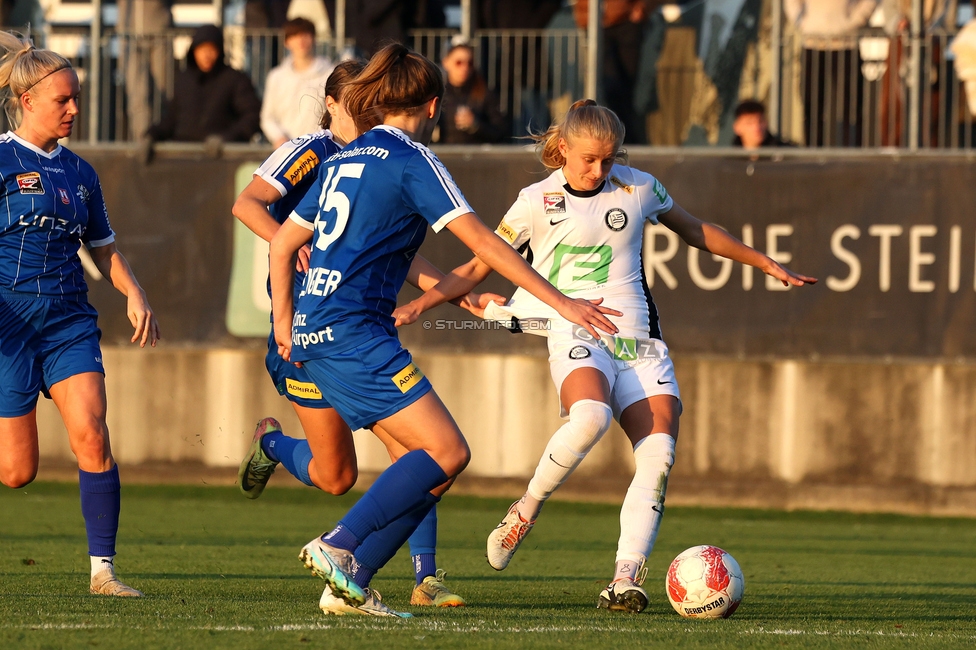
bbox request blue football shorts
[265,329,334,409]
[0,290,104,417]
[300,335,432,431]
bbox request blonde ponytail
[0,31,73,126]
[531,99,627,171]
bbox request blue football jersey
[254,130,342,302]
[0,132,115,297]
[288,125,473,361]
[254,130,341,225]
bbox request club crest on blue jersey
[17,172,44,194]
[605,208,628,231]
[58,188,71,204]
[544,192,566,214]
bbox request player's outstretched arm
[269,219,312,362]
[233,177,312,272]
[89,242,161,347]
[395,254,497,326]
[658,203,818,287]
[446,213,622,338]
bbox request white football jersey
[493,164,673,340]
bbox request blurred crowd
[2,0,976,148]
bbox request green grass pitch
[1,483,975,649]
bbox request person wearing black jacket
[435,41,508,144]
[146,25,261,147]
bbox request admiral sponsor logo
[17,172,43,194]
[609,176,634,194]
[652,178,669,204]
[568,345,591,360]
[292,326,335,347]
[496,219,518,244]
[58,188,71,205]
[286,378,323,400]
[392,362,425,393]
[543,192,566,214]
[18,214,84,236]
[683,596,725,616]
[285,150,320,185]
[605,208,628,231]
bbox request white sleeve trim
[255,169,288,197]
[85,234,116,249]
[431,206,472,233]
[288,212,315,230]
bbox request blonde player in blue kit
[0,32,160,597]
[234,60,496,613]
[394,99,818,613]
[268,44,621,616]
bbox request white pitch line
[4,621,976,640]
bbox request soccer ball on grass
[665,545,744,619]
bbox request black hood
[188,24,225,71]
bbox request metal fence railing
[771,29,976,150]
[3,23,974,150]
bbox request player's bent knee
[318,467,358,495]
[0,466,37,489]
[567,400,613,452]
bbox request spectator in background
[117,0,173,141]
[732,101,796,148]
[785,0,878,146]
[574,0,649,144]
[435,39,507,144]
[323,0,445,56]
[146,25,261,150]
[261,17,334,147]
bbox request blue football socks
[261,432,314,487]
[353,500,437,589]
[409,506,438,584]
[78,465,121,557]
[325,450,448,552]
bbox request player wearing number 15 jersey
[394,99,818,613]
[268,44,619,614]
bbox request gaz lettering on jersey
[285,150,319,186]
[18,214,84,236]
[548,244,612,292]
[301,267,343,297]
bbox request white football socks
[90,555,116,578]
[519,400,613,522]
[615,432,676,572]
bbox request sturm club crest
[568,345,591,360]
[605,208,627,231]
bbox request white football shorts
[547,329,681,420]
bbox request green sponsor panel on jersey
[549,244,612,292]
[226,162,273,337]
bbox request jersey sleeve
[255,136,331,198]
[632,168,674,224]
[494,191,532,250]
[82,173,116,248]
[401,149,474,232]
[287,173,322,231]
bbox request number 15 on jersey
[314,162,364,252]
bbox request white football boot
[486,501,535,571]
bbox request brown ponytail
[532,99,627,171]
[342,43,444,134]
[319,59,366,129]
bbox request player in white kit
[394,100,817,613]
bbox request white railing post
[461,0,473,41]
[88,0,102,143]
[770,0,782,135]
[908,0,921,150]
[585,0,601,100]
[336,0,346,52]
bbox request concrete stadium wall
[35,346,976,517]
